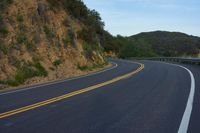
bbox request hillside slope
[129,31,200,57]
[0,0,107,89]
[106,31,200,58]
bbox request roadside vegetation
[53,59,62,67]
[77,62,108,71]
[47,0,104,49]
[43,25,55,38]
[0,0,108,88]
[0,43,8,54]
[1,57,48,86]
[0,0,12,36]
[101,31,200,58]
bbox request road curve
[0,59,199,133]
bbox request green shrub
[62,35,71,47]
[63,31,74,47]
[43,25,49,33]
[78,28,97,43]
[0,27,9,35]
[77,64,91,71]
[53,59,62,67]
[92,63,105,69]
[0,0,13,12]
[47,0,60,7]
[0,80,5,84]
[77,62,106,71]
[25,41,35,51]
[83,42,103,57]
[14,65,36,84]
[33,61,48,77]
[83,42,93,56]
[43,25,55,38]
[16,14,23,22]
[0,11,9,36]
[6,79,19,86]
[16,33,27,44]
[6,59,48,86]
[0,43,8,54]
[0,15,3,23]
[4,63,37,86]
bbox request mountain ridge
[102,30,200,58]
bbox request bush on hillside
[47,0,104,45]
[43,25,55,38]
[16,13,24,22]
[53,59,62,67]
[4,58,48,86]
[0,0,13,12]
[16,33,27,44]
[0,43,8,54]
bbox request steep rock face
[0,0,106,88]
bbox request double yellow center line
[0,62,144,119]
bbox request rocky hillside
[0,0,107,89]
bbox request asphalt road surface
[0,59,199,133]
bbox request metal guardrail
[130,57,200,65]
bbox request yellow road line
[0,62,144,119]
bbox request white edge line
[176,64,195,133]
[151,61,195,133]
[0,62,118,96]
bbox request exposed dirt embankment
[0,0,107,90]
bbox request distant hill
[130,31,200,56]
[113,31,200,58]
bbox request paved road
[0,59,199,133]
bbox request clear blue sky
[83,0,200,37]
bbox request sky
[82,0,200,37]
